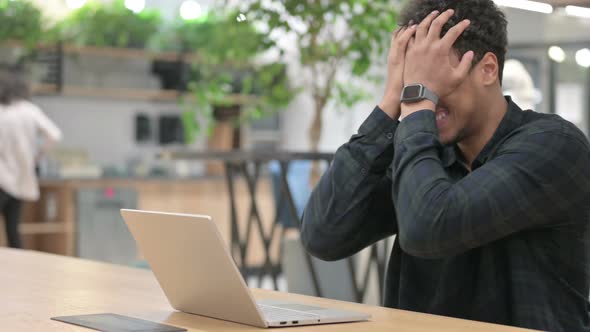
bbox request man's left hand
[401,9,474,118]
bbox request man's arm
[392,111,590,259]
[301,107,399,261]
[301,24,418,261]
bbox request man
[301,1,590,331]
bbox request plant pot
[206,104,242,175]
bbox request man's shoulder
[510,111,589,149]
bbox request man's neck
[457,94,509,168]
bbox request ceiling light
[548,46,566,63]
[125,0,145,14]
[65,0,87,10]
[575,48,590,68]
[565,5,590,19]
[180,0,202,21]
[493,0,553,14]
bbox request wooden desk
[0,248,536,331]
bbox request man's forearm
[301,106,400,261]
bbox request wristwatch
[400,83,439,105]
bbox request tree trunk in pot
[308,96,326,186]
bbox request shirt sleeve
[392,110,590,259]
[301,106,399,261]
[30,103,62,142]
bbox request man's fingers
[416,10,439,41]
[441,19,471,48]
[391,26,405,49]
[393,26,403,39]
[408,36,416,51]
[389,26,405,57]
[454,50,475,81]
[393,25,417,60]
[427,9,454,41]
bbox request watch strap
[422,86,439,105]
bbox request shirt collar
[441,96,526,168]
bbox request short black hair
[0,68,30,105]
[399,0,508,82]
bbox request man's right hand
[379,24,418,120]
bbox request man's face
[434,51,479,145]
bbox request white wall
[279,64,384,152]
[26,48,201,168]
[505,7,590,44]
[32,96,205,167]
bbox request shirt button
[386,132,393,140]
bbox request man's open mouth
[436,104,450,126]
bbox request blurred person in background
[502,59,540,111]
[0,69,62,248]
[302,0,590,331]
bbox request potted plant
[245,0,398,180]
[0,0,43,49]
[0,0,45,71]
[170,11,294,150]
[0,0,66,90]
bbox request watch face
[402,85,423,100]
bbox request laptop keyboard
[258,304,320,321]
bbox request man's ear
[476,52,500,86]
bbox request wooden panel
[19,222,73,235]
[12,178,278,266]
[135,178,277,267]
[63,44,184,61]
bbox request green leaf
[58,0,162,48]
[0,0,44,48]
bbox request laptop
[120,209,370,328]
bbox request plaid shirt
[301,98,590,331]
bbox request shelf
[20,222,74,235]
[33,84,180,101]
[62,44,193,62]
[2,40,201,63]
[32,84,259,104]
[2,39,59,51]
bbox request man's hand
[378,24,417,120]
[401,9,474,118]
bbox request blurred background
[0,0,588,306]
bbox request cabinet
[76,188,138,265]
[12,183,75,255]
